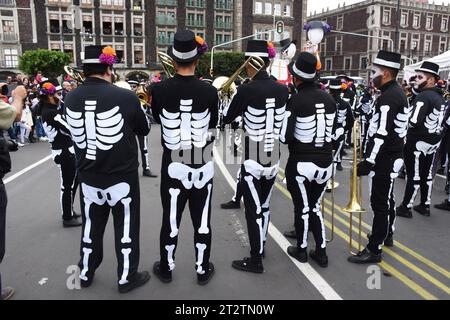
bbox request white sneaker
[18,142,25,147]
[39,137,48,142]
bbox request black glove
[357,160,374,176]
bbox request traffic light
[276,21,284,34]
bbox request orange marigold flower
[102,46,117,56]
[43,82,54,90]
[195,35,205,45]
[267,41,274,48]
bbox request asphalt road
[1,126,449,300]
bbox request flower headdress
[196,36,208,55]
[267,41,276,59]
[99,46,117,65]
[40,82,56,95]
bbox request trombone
[64,65,85,83]
[323,150,338,243]
[342,119,366,255]
[157,51,176,78]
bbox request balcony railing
[186,0,206,8]
[0,33,19,42]
[157,37,174,45]
[156,0,177,6]
[215,1,233,11]
[186,20,205,27]
[156,15,177,25]
[215,21,232,29]
[0,0,15,6]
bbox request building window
[49,13,60,33]
[114,17,124,35]
[3,48,18,68]
[101,0,124,7]
[336,16,343,30]
[133,17,143,36]
[335,36,342,53]
[441,16,448,31]
[401,12,408,26]
[264,3,272,15]
[325,58,332,71]
[383,8,391,25]
[440,36,447,53]
[215,33,223,44]
[284,4,290,17]
[424,36,432,53]
[274,3,281,16]
[83,15,93,34]
[344,57,351,71]
[360,56,368,70]
[413,13,420,28]
[62,14,73,34]
[426,15,433,30]
[133,0,143,10]
[400,32,408,52]
[81,0,93,5]
[134,45,144,64]
[255,2,262,14]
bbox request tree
[197,52,245,78]
[19,49,71,78]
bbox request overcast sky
[307,0,450,16]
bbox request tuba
[136,85,148,106]
[157,51,176,78]
[64,65,85,83]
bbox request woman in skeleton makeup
[151,30,218,285]
[36,79,81,228]
[280,52,336,268]
[64,45,151,293]
[396,62,446,218]
[348,50,409,264]
[221,40,288,274]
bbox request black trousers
[240,161,277,258]
[159,161,214,275]
[367,154,403,254]
[286,158,332,253]
[53,149,78,220]
[78,172,141,286]
[232,168,243,203]
[137,135,149,171]
[0,182,6,292]
[401,139,440,209]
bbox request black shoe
[63,217,82,228]
[118,271,150,293]
[72,211,81,219]
[197,263,215,285]
[367,233,393,247]
[232,257,264,273]
[347,248,382,264]
[0,287,14,300]
[152,261,172,283]
[287,246,308,263]
[396,205,412,218]
[336,163,343,171]
[413,204,430,217]
[80,276,94,288]
[309,249,328,268]
[283,229,296,239]
[434,200,450,211]
[143,169,157,178]
[220,200,240,209]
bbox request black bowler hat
[288,52,318,82]
[373,50,401,70]
[280,38,292,52]
[39,79,62,95]
[245,40,269,58]
[415,61,440,77]
[82,45,117,65]
[329,79,343,90]
[336,73,353,82]
[169,30,200,63]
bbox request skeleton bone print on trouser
[137,134,150,171]
[52,148,78,221]
[78,172,140,285]
[401,139,440,209]
[286,159,332,253]
[367,155,403,254]
[159,161,214,275]
[240,160,279,258]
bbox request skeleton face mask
[370,66,384,89]
[414,72,428,92]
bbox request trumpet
[342,119,366,255]
[64,65,85,83]
[136,85,148,106]
[157,51,176,78]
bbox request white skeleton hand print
[244,98,285,152]
[66,100,124,160]
[42,122,57,142]
[394,104,412,139]
[294,104,335,147]
[159,99,211,150]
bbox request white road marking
[4,155,52,184]
[213,146,343,300]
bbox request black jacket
[280,82,337,162]
[223,71,289,165]
[407,87,446,145]
[40,102,73,150]
[64,77,149,178]
[364,80,409,163]
[151,74,219,166]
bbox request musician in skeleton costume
[64,45,150,293]
[280,53,336,268]
[357,86,376,149]
[223,40,288,273]
[151,31,218,285]
[36,79,81,228]
[396,62,446,218]
[348,51,409,264]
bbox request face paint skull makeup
[414,72,428,92]
[370,66,384,89]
